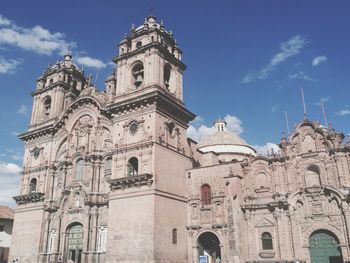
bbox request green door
[309,230,343,263]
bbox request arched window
[261,232,273,250]
[127,157,138,176]
[132,63,144,88]
[75,159,84,180]
[201,184,211,206]
[136,41,142,49]
[172,228,177,244]
[164,63,171,88]
[29,178,37,193]
[44,96,51,117]
[305,166,321,187]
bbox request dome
[198,131,248,147]
[197,119,256,156]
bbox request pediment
[256,217,275,227]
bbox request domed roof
[198,131,248,148]
[197,119,256,156]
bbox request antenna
[285,110,290,135]
[321,101,328,129]
[301,88,307,119]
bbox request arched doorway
[309,230,343,263]
[66,223,83,263]
[197,232,221,263]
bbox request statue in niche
[73,192,81,207]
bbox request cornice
[114,42,186,71]
[109,173,153,191]
[13,192,45,205]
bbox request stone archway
[197,232,221,263]
[65,223,84,263]
[309,230,343,263]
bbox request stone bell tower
[111,15,185,101]
[105,16,195,263]
[29,54,86,127]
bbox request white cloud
[0,56,22,74]
[0,14,105,71]
[0,22,75,56]
[271,105,279,113]
[0,15,11,26]
[187,114,243,142]
[107,61,116,68]
[0,161,21,207]
[225,115,243,135]
[17,104,29,116]
[253,142,280,156]
[287,71,315,81]
[312,55,327,67]
[242,35,307,83]
[336,109,350,116]
[76,56,107,69]
[270,35,307,66]
[314,96,330,106]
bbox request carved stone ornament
[129,120,139,135]
[259,251,275,258]
[13,192,45,205]
[30,147,43,160]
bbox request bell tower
[106,16,195,263]
[29,54,86,128]
[113,15,185,101]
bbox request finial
[301,88,307,120]
[320,101,328,129]
[284,111,290,135]
[131,24,135,32]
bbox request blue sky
[0,1,350,206]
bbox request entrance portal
[309,230,343,263]
[66,224,83,263]
[197,232,221,263]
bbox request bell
[134,74,143,87]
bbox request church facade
[9,16,350,263]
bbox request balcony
[13,192,45,205]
